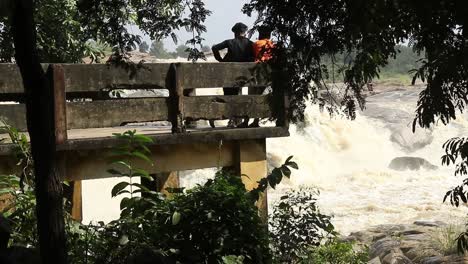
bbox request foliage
[0,121,34,189]
[0,0,102,63]
[440,137,468,253]
[149,41,174,59]
[76,171,271,263]
[0,122,37,247]
[270,187,336,263]
[0,174,37,247]
[322,45,424,83]
[0,0,211,63]
[428,224,463,256]
[303,240,368,264]
[243,1,467,127]
[107,130,155,217]
[66,131,277,263]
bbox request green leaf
[133,168,150,178]
[111,161,132,170]
[112,182,130,197]
[172,211,181,225]
[287,161,299,170]
[134,134,153,144]
[132,151,153,165]
[132,183,150,192]
[281,166,292,178]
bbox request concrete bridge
[0,62,289,221]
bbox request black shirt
[212,37,254,62]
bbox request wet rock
[399,240,420,254]
[369,257,383,264]
[390,127,433,153]
[414,221,446,227]
[389,157,438,171]
[398,229,426,236]
[421,256,443,264]
[382,250,413,264]
[439,255,468,264]
[370,238,401,259]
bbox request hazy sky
[138,0,256,51]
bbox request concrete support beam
[70,181,82,222]
[237,139,268,221]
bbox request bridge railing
[0,62,288,138]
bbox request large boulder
[390,127,433,153]
[388,157,438,171]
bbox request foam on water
[268,89,468,235]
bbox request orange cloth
[253,39,274,62]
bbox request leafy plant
[270,187,336,263]
[0,121,34,189]
[107,130,155,217]
[0,174,37,247]
[0,122,37,247]
[304,240,368,264]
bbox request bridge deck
[0,125,288,154]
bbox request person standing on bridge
[212,22,254,128]
[247,26,275,127]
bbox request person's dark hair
[232,22,248,34]
[258,26,272,39]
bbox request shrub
[270,187,335,263]
[86,170,271,264]
[304,240,368,264]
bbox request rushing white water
[82,85,468,235]
[267,86,468,235]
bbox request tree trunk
[10,1,68,263]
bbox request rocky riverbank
[345,221,468,264]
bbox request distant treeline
[138,41,210,59]
[323,45,424,81]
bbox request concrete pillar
[156,172,180,196]
[237,139,268,221]
[71,181,82,222]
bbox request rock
[439,255,468,264]
[368,225,406,234]
[382,250,413,264]
[421,256,444,264]
[414,221,446,227]
[390,126,433,153]
[399,240,420,254]
[403,234,428,241]
[370,238,401,259]
[389,157,438,171]
[369,257,382,264]
[398,229,426,236]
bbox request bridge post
[70,181,82,221]
[236,139,268,221]
[168,63,184,133]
